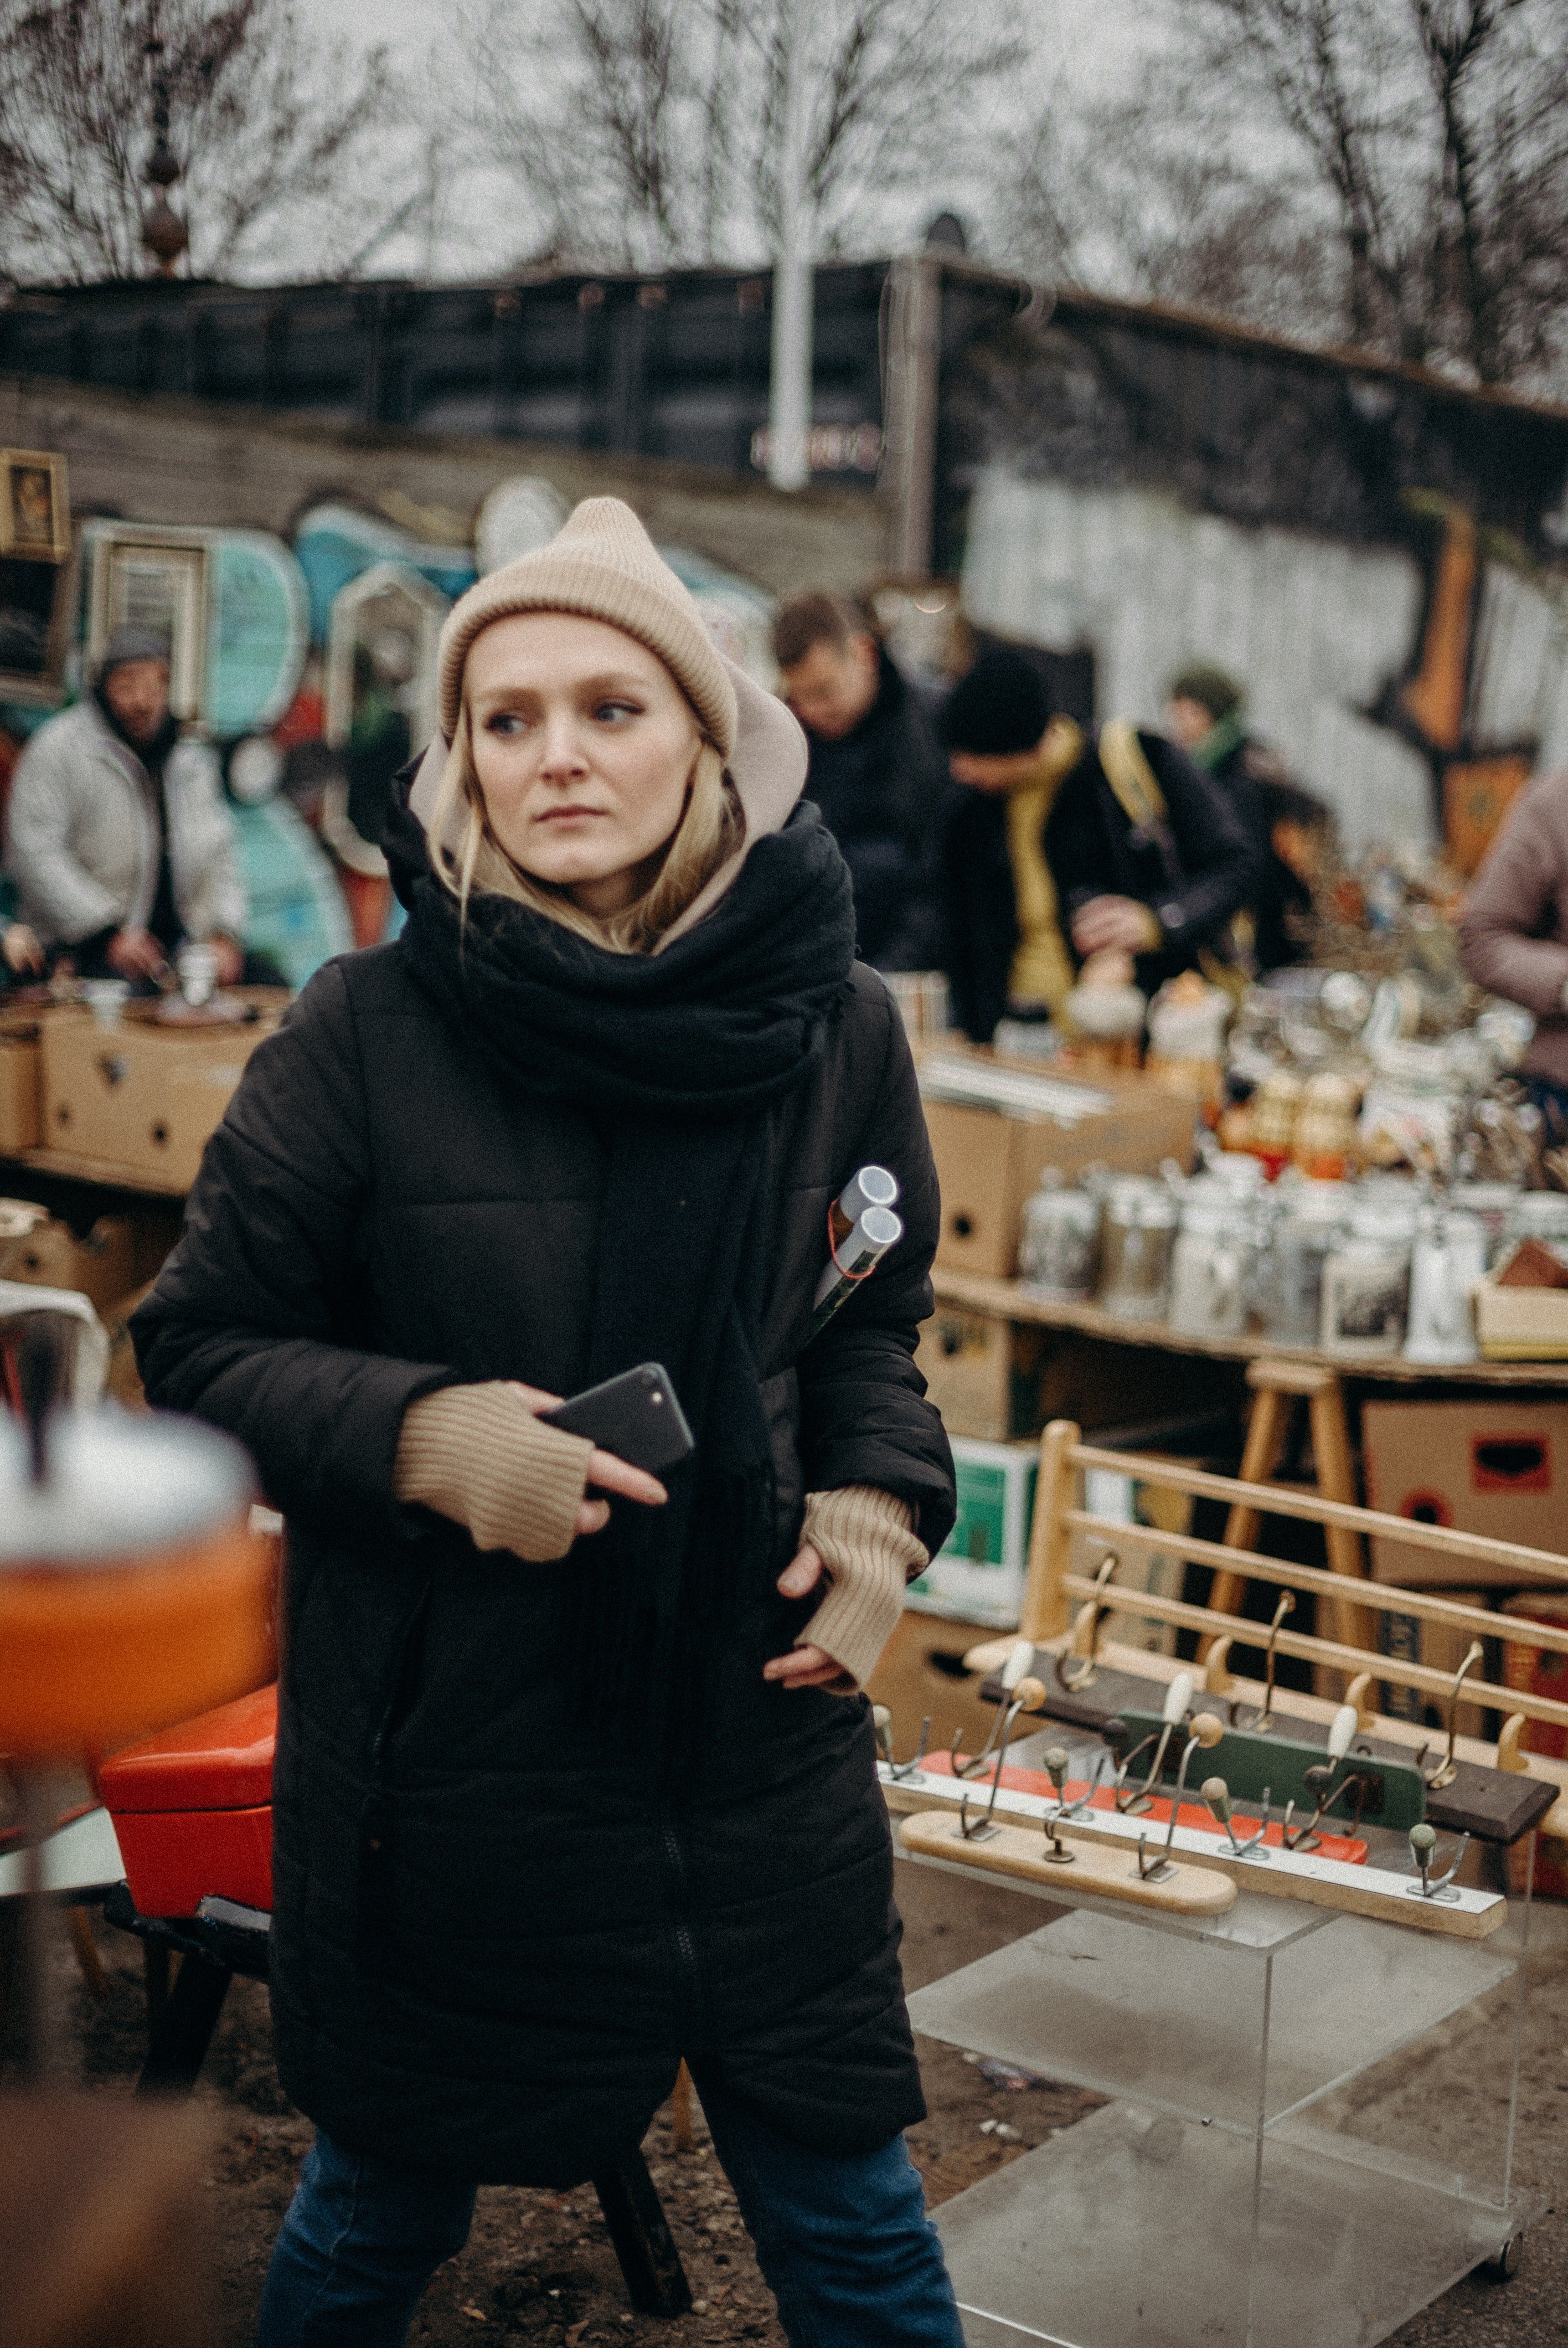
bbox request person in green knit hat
[1165,663,1332,972]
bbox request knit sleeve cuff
[394,1382,593,1563]
[797,1485,927,1696]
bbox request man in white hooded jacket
[6,625,246,985]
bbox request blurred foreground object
[0,1312,268,2346]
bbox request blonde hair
[425,690,742,955]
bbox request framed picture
[0,554,73,704]
[0,448,71,563]
[323,560,447,861]
[85,527,209,721]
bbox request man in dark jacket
[775,591,948,970]
[1165,662,1328,971]
[939,647,1262,1044]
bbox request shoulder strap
[1097,720,1167,832]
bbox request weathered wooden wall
[0,374,889,599]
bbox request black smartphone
[537,1362,695,1475]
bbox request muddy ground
[12,1863,1567,2344]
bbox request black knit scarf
[385,782,857,1762]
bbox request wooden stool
[1204,1361,1374,1668]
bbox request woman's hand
[506,1380,668,1538]
[763,1545,845,1689]
[1,921,44,977]
[1070,895,1160,958]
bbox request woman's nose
[537,714,590,779]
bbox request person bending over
[133,499,961,2348]
[938,646,1261,1043]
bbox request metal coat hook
[874,1705,932,1783]
[958,1759,1008,1842]
[1421,1641,1484,1793]
[950,1660,1044,1783]
[1042,1743,1108,1824]
[1039,1808,1077,1865]
[1136,1709,1223,1882]
[1236,1593,1295,1734]
[1202,1775,1269,1858]
[1405,1820,1471,1902]
[1115,1671,1194,1816]
[1280,1707,1364,1851]
[1056,1553,1118,1693]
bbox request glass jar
[1320,1206,1415,1356]
[1019,1174,1101,1301]
[1404,1208,1487,1365]
[1097,1178,1180,1321]
[1451,1182,1519,1269]
[1505,1191,1568,1266]
[1168,1194,1256,1337]
[1258,1182,1350,1342]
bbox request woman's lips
[535,805,605,823]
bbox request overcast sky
[292,0,1153,281]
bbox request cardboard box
[1363,1400,1568,1587]
[1476,1279,1568,1359]
[916,1309,1048,1440]
[1499,1592,1568,1763]
[908,1438,1039,1626]
[917,1052,1196,1278]
[0,1014,42,1150]
[40,1005,278,1189]
[1378,1589,1494,1739]
[0,1213,149,1315]
[1500,1592,1568,1898]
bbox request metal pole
[768,0,813,492]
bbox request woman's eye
[485,711,528,735]
[592,699,641,724]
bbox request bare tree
[0,0,401,284]
[991,0,1568,392]
[453,0,1028,272]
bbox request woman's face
[466,613,703,916]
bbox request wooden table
[931,1269,1568,1389]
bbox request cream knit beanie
[437,497,739,759]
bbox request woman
[133,499,959,2347]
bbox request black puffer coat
[132,943,953,2184]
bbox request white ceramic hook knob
[1162,1671,1195,1727]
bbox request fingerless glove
[394,1382,594,1563]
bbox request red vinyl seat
[98,1683,276,1919]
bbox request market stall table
[931,1269,1568,1389]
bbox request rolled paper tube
[810,1204,904,1321]
[1327,1704,1359,1762]
[829,1165,901,1249]
[1012,1678,1047,1711]
[1202,1777,1232,1821]
[1191,1713,1225,1749]
[1162,1672,1194,1726]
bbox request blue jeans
[252,2073,962,2348]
